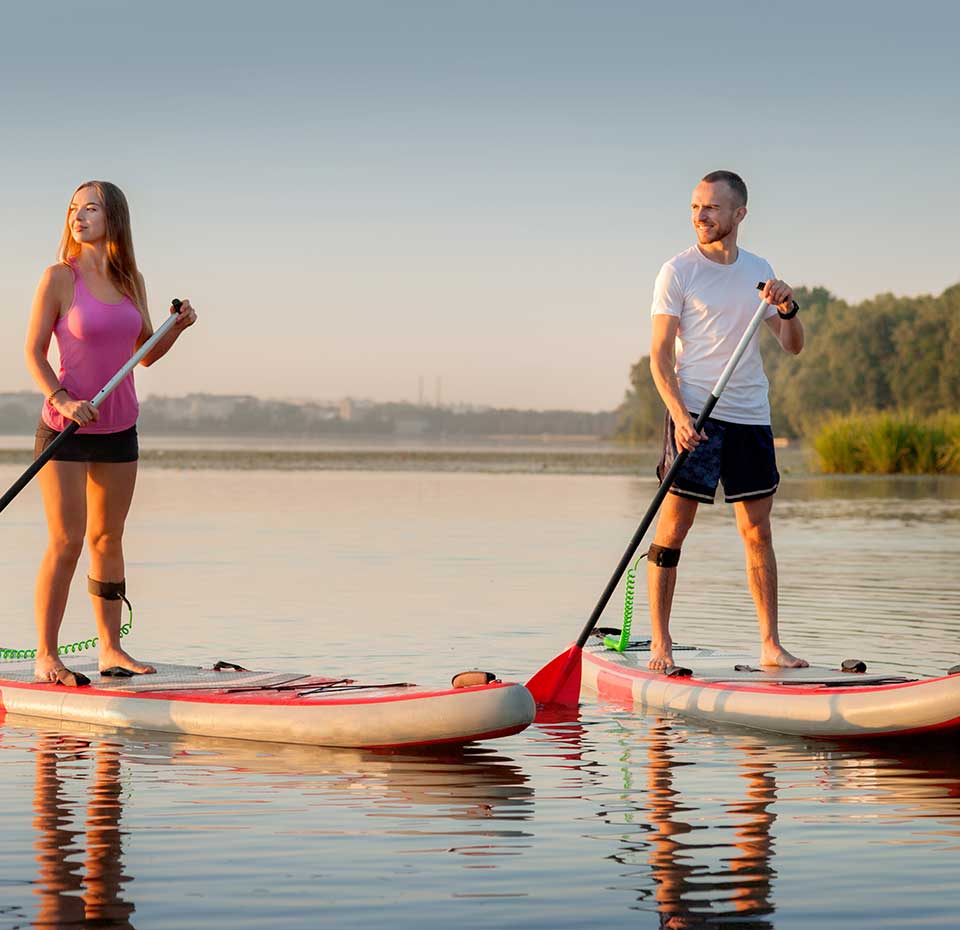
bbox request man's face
[690,181,745,244]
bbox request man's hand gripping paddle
[525,288,784,712]
[0,300,185,515]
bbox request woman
[25,181,197,686]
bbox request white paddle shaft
[90,307,182,410]
[711,297,771,398]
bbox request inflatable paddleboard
[583,639,960,739]
[0,661,535,749]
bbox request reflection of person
[646,170,807,672]
[32,735,136,928]
[647,729,777,929]
[608,721,776,929]
[25,181,197,686]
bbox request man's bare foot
[648,640,675,671]
[760,645,809,668]
[98,648,156,675]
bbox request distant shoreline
[0,439,812,477]
[0,444,658,475]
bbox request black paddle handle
[573,393,719,649]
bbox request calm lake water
[0,460,958,929]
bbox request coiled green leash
[0,581,134,661]
[603,554,647,652]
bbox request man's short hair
[701,170,748,207]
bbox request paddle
[526,286,789,708]
[0,299,184,515]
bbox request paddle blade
[525,645,582,709]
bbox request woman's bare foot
[98,648,156,675]
[760,645,809,668]
[34,653,66,683]
[34,654,90,687]
[648,639,675,671]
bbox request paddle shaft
[0,302,182,515]
[572,296,773,649]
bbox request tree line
[615,282,960,440]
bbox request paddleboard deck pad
[0,661,535,749]
[583,639,960,739]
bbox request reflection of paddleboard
[583,640,960,739]
[4,716,537,817]
[0,661,535,749]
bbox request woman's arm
[24,265,70,397]
[136,274,197,366]
[24,265,99,426]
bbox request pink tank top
[41,261,144,434]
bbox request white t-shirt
[651,245,778,425]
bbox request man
[646,170,807,671]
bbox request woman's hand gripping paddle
[0,300,185,515]
[525,289,778,711]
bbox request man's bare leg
[647,493,699,670]
[733,496,808,668]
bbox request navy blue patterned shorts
[657,411,779,504]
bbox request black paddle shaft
[0,420,83,514]
[573,394,719,649]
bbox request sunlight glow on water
[0,466,958,928]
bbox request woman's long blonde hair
[57,181,148,322]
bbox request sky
[1,0,956,411]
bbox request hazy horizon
[1,1,956,411]
[0,386,621,415]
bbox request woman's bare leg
[34,461,88,681]
[86,461,154,674]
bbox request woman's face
[68,186,107,245]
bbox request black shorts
[34,421,139,464]
[657,411,779,504]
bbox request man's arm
[650,313,705,451]
[761,278,804,355]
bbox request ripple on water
[0,469,958,928]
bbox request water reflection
[131,734,536,829]
[7,708,960,928]
[809,738,960,825]
[601,719,775,929]
[784,475,960,504]
[576,704,960,928]
[11,716,539,927]
[31,734,135,929]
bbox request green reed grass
[812,410,960,474]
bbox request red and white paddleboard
[0,662,535,749]
[583,641,960,739]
